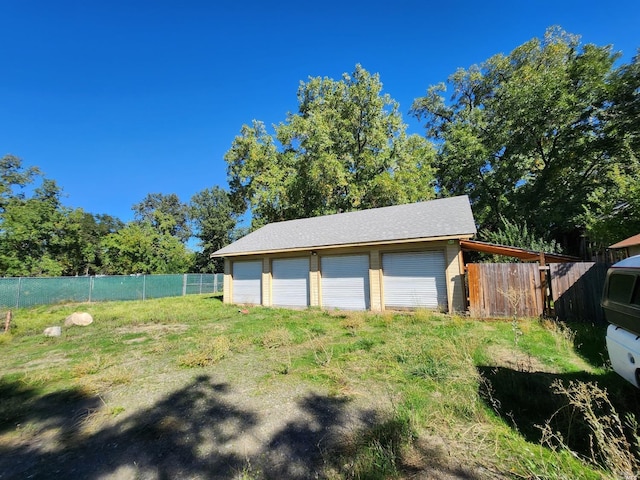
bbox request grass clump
[340,313,366,335]
[261,327,293,349]
[333,410,414,480]
[178,335,231,368]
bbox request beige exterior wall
[223,258,232,304]
[369,249,382,312]
[309,254,320,307]
[630,245,640,257]
[261,258,271,306]
[445,242,466,312]
[222,239,468,312]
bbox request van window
[632,280,640,306]
[608,273,636,303]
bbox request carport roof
[610,233,640,249]
[212,195,477,257]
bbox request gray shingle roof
[213,195,476,257]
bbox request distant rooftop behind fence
[0,273,223,309]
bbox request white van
[603,255,640,387]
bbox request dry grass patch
[71,354,112,378]
[116,323,189,336]
[340,312,366,334]
[261,327,292,349]
[487,345,558,373]
[178,335,231,368]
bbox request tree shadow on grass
[0,375,258,479]
[0,378,102,437]
[0,375,386,479]
[570,322,610,368]
[477,365,640,459]
[1,369,500,480]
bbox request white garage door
[382,251,447,309]
[321,254,370,310]
[272,257,309,307]
[233,260,262,304]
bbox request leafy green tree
[582,52,640,249]
[411,27,635,254]
[56,210,125,275]
[226,65,436,227]
[189,186,238,272]
[0,154,41,211]
[133,193,191,243]
[0,179,66,276]
[581,161,640,250]
[479,216,562,262]
[101,222,194,275]
[607,52,640,157]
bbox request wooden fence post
[4,310,11,333]
[539,252,549,317]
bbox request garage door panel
[383,251,447,309]
[233,261,262,304]
[272,257,309,307]
[321,255,370,310]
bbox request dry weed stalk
[498,286,527,347]
[541,380,640,479]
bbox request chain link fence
[0,273,223,309]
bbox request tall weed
[541,380,640,478]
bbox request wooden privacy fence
[467,262,609,322]
[467,263,543,318]
[549,262,608,323]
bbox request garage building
[212,195,476,312]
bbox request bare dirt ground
[0,345,498,480]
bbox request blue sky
[1,1,638,224]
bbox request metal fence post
[182,274,187,296]
[15,277,22,308]
[143,275,146,301]
[214,274,218,293]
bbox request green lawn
[1,296,638,479]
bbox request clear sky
[1,1,638,224]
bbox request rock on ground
[65,312,94,327]
[43,326,62,337]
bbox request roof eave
[211,233,476,258]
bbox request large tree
[583,52,640,249]
[0,155,129,276]
[133,193,191,243]
[100,222,194,275]
[411,27,638,254]
[189,186,238,273]
[226,65,436,227]
[56,210,124,275]
[0,154,41,212]
[0,178,67,276]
